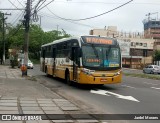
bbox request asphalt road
[28,65,160,123]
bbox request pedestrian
[21,64,27,77]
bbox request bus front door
[52,48,56,76]
[72,47,78,81]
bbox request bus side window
[66,41,71,59]
[52,48,56,58]
[42,47,46,58]
[71,39,79,47]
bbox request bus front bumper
[79,72,122,84]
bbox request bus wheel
[65,72,72,85]
[46,68,49,76]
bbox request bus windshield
[82,45,121,70]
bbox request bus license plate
[100,78,107,82]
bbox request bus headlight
[114,70,121,76]
[81,68,95,75]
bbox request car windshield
[82,45,121,70]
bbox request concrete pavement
[0,65,25,79]
[0,65,100,123]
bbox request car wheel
[143,70,145,73]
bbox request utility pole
[23,0,31,75]
[1,13,11,64]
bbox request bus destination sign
[82,37,113,45]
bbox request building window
[143,43,147,47]
[131,42,135,46]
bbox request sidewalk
[0,65,24,79]
[0,65,100,123]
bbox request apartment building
[143,17,160,50]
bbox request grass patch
[123,73,160,80]
[30,58,40,64]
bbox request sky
[0,0,160,36]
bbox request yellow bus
[40,35,122,85]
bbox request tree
[4,22,71,60]
[153,50,160,61]
[0,12,3,61]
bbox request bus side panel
[55,66,66,79]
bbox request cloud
[1,0,160,36]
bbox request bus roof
[41,36,80,47]
[41,35,116,47]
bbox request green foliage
[153,50,160,61]
[30,58,40,64]
[0,11,3,59]
[2,23,71,60]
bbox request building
[119,37,154,68]
[143,14,160,50]
[90,26,118,38]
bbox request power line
[6,0,25,25]
[36,0,47,10]
[0,8,24,10]
[5,0,16,13]
[10,11,25,26]
[16,0,25,7]
[33,0,43,10]
[46,0,133,21]
[44,8,97,28]
[37,0,54,12]
[50,1,160,5]
[8,0,19,9]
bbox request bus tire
[45,67,49,76]
[65,71,72,85]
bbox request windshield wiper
[106,45,111,60]
[91,44,101,65]
[91,44,99,59]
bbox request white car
[18,59,34,69]
[143,65,160,74]
[27,60,34,69]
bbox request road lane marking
[121,84,136,89]
[151,87,160,90]
[90,89,139,102]
[143,82,159,86]
[90,90,110,96]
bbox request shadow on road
[42,74,119,91]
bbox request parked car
[18,59,34,69]
[143,65,160,74]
